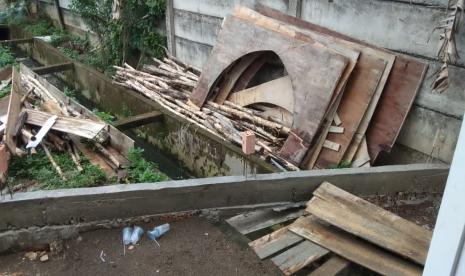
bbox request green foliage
[328,160,352,169]
[8,148,107,189]
[69,0,166,73]
[63,86,76,99]
[0,46,15,68]
[23,18,56,36]
[126,147,167,183]
[93,108,115,124]
[0,83,11,98]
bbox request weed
[0,46,15,68]
[63,86,76,99]
[93,108,115,124]
[328,160,352,169]
[8,148,107,189]
[0,83,11,98]
[23,18,56,36]
[122,104,133,118]
[126,147,167,183]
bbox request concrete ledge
[0,164,448,231]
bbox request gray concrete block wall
[169,0,464,163]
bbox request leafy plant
[8,148,107,189]
[126,147,167,183]
[63,86,77,99]
[0,83,11,98]
[0,46,15,68]
[93,108,115,124]
[328,160,352,169]
[23,18,56,36]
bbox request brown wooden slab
[271,240,329,275]
[289,216,423,276]
[114,110,163,130]
[4,69,21,153]
[228,76,294,113]
[351,136,370,168]
[214,52,261,104]
[307,182,432,265]
[232,52,272,92]
[366,59,427,163]
[309,255,350,276]
[258,5,426,164]
[249,227,303,259]
[189,12,348,165]
[0,65,12,81]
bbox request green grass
[328,160,352,169]
[93,108,116,125]
[126,148,167,183]
[0,83,11,98]
[8,148,107,189]
[0,46,15,68]
[23,18,56,36]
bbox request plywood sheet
[189,12,348,165]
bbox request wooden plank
[32,62,74,75]
[249,227,304,259]
[0,66,12,81]
[333,113,341,126]
[214,52,261,104]
[231,52,272,92]
[0,38,33,45]
[25,109,107,140]
[323,140,340,152]
[307,182,432,265]
[271,240,329,275]
[228,76,294,113]
[328,126,344,134]
[70,136,114,177]
[226,207,305,235]
[114,111,163,130]
[289,216,423,276]
[367,59,427,163]
[351,136,370,168]
[4,69,21,153]
[308,255,350,276]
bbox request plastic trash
[130,226,144,245]
[147,223,170,241]
[122,227,133,245]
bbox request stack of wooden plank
[186,6,427,170]
[0,63,134,191]
[248,182,432,275]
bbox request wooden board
[366,59,427,163]
[0,65,12,81]
[231,52,272,92]
[4,69,21,153]
[226,207,305,235]
[309,255,350,276]
[289,216,423,276]
[114,110,163,130]
[228,76,294,113]
[307,182,432,265]
[189,12,349,165]
[256,6,425,164]
[351,136,370,168]
[213,52,261,104]
[32,62,74,75]
[270,240,329,275]
[249,227,303,259]
[25,109,107,140]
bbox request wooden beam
[25,109,107,140]
[165,0,176,56]
[4,69,21,154]
[289,216,423,276]
[309,255,350,276]
[114,111,163,130]
[32,62,73,75]
[0,164,448,231]
[54,0,65,30]
[0,38,33,45]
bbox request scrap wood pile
[115,5,427,171]
[247,182,432,275]
[0,64,134,191]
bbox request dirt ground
[0,217,281,276]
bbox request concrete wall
[167,0,465,164]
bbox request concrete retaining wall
[167,0,464,164]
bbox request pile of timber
[0,64,134,192]
[116,5,426,171]
[248,182,432,275]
